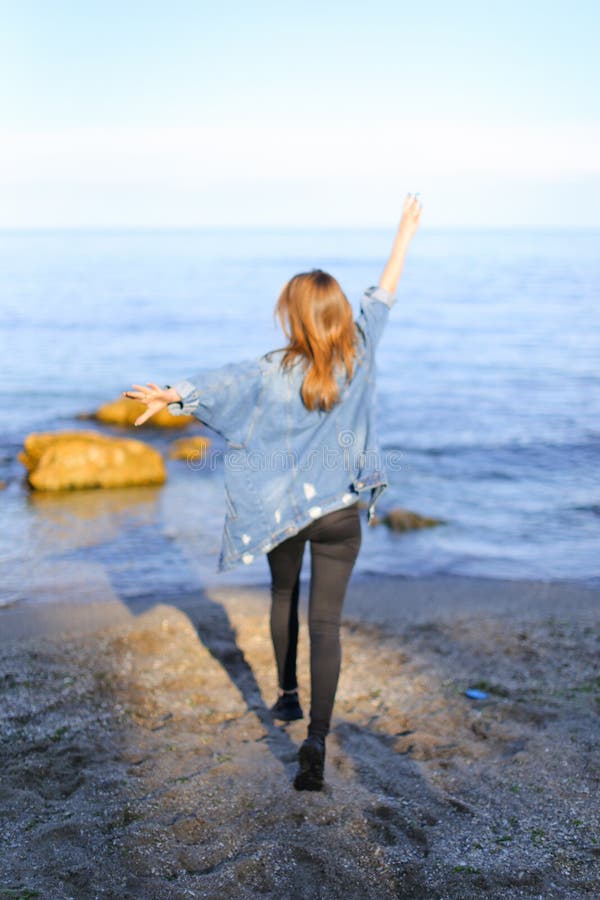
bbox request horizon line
[1,223,599,233]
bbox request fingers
[134,399,167,426]
[124,385,149,401]
[403,192,423,217]
[130,383,161,393]
[123,383,163,402]
[134,402,161,426]
[121,385,166,425]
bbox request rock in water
[18,430,166,491]
[86,397,194,428]
[376,507,445,531]
[168,436,211,460]
[19,430,95,473]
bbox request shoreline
[2,571,599,642]
[1,573,598,897]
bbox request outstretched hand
[122,383,171,426]
[398,193,423,243]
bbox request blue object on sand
[465,688,489,699]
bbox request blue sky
[1,0,599,226]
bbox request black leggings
[266,502,361,738]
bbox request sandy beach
[1,574,598,899]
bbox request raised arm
[378,193,423,295]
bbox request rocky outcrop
[82,397,194,428]
[18,430,166,491]
[168,436,211,461]
[372,507,445,531]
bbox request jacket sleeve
[355,285,397,353]
[164,357,264,446]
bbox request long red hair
[274,270,358,412]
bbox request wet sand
[1,575,598,898]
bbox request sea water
[1,227,598,606]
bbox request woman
[124,194,422,791]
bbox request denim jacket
[165,285,396,572]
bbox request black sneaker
[293,735,326,791]
[270,691,304,722]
